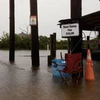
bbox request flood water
[0,50,100,100]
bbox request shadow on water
[31,66,40,71]
[85,81,95,92]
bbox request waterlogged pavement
[0,50,100,100]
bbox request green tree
[0,33,9,49]
[0,33,69,50]
[39,35,50,49]
[15,34,31,50]
[56,40,68,49]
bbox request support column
[71,0,82,53]
[70,0,83,78]
[68,38,71,53]
[9,0,15,63]
[50,34,54,59]
[30,0,39,66]
[53,33,56,58]
[50,33,56,59]
[87,36,90,49]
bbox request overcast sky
[0,0,100,40]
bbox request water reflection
[85,81,95,92]
[0,50,100,100]
[31,66,40,71]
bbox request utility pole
[30,0,39,66]
[9,0,15,63]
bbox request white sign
[30,16,37,25]
[61,23,79,38]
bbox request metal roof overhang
[59,11,100,31]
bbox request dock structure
[59,0,100,54]
[9,0,40,66]
[9,0,100,65]
[59,0,100,78]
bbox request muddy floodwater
[0,50,100,100]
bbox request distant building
[18,32,27,38]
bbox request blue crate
[52,59,69,77]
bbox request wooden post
[70,0,82,53]
[71,0,83,78]
[53,33,56,58]
[9,0,15,63]
[87,36,90,49]
[68,38,71,53]
[50,33,56,59]
[48,33,56,66]
[48,55,52,66]
[50,34,54,59]
[30,0,39,66]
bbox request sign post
[71,0,82,78]
[71,0,82,54]
[30,0,39,67]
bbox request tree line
[0,33,68,50]
[0,33,98,50]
